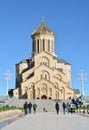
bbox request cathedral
[13,20,79,99]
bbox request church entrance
[41,95,47,99]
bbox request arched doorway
[41,95,47,99]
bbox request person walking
[70,103,73,114]
[55,102,60,114]
[23,101,28,115]
[33,103,37,114]
[62,102,66,114]
[66,102,70,114]
[28,102,32,114]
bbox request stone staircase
[4,98,72,112]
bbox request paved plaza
[1,112,89,130]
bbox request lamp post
[77,70,87,96]
[3,70,13,96]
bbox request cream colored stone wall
[14,50,79,99]
[13,22,79,99]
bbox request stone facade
[13,21,79,99]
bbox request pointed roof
[31,21,55,36]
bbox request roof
[73,89,80,94]
[16,59,29,65]
[31,22,55,36]
[58,59,71,65]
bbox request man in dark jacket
[62,102,66,114]
[28,102,32,114]
[23,101,28,115]
[55,102,59,114]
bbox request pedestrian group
[23,101,37,115]
[23,101,73,115]
[55,101,73,114]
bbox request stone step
[5,99,72,112]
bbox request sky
[0,0,89,96]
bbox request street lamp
[77,70,87,96]
[3,70,13,96]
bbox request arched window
[40,57,49,66]
[48,39,50,52]
[41,84,47,94]
[43,39,45,51]
[45,74,47,79]
[33,40,36,52]
[43,71,50,80]
[51,40,53,52]
[41,74,42,79]
[40,70,50,80]
[32,40,34,52]
[37,39,39,52]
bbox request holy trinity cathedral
[13,20,79,99]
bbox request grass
[0,105,23,112]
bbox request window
[43,39,45,51]
[32,40,34,52]
[48,40,50,52]
[45,74,47,79]
[41,74,42,79]
[33,40,35,52]
[55,92,59,99]
[37,39,39,52]
[52,40,53,52]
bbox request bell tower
[31,19,55,56]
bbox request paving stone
[1,112,89,130]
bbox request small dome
[31,22,55,37]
